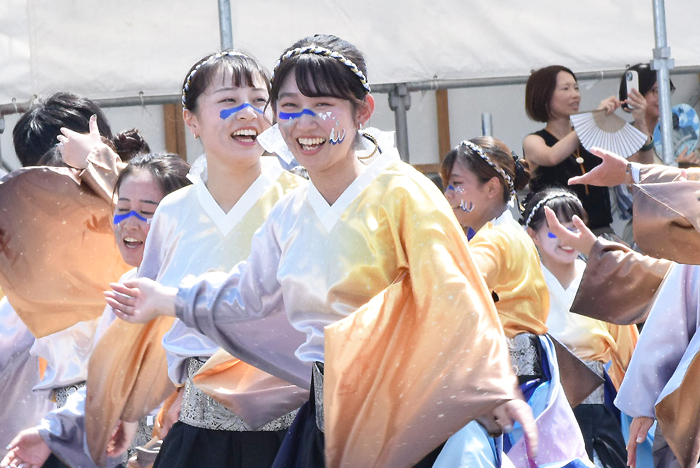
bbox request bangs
[293,55,365,101]
[208,57,270,92]
[550,196,588,225]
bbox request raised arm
[523,131,580,170]
[58,115,126,204]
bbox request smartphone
[622,70,639,110]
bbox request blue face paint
[278,108,317,120]
[113,211,150,225]
[547,226,578,238]
[446,184,464,194]
[219,103,265,120]
[329,128,345,145]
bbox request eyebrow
[117,197,159,205]
[213,86,267,93]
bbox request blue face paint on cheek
[547,226,577,239]
[278,108,318,120]
[219,103,264,120]
[113,211,150,225]
[329,128,346,145]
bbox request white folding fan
[570,110,647,158]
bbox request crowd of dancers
[0,33,698,468]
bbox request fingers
[110,281,140,298]
[589,146,613,160]
[626,433,638,467]
[89,114,99,136]
[508,399,538,459]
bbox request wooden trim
[436,89,451,160]
[163,103,188,160]
[412,163,441,174]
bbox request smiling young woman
[105,34,537,468]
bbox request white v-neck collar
[195,158,284,236]
[492,208,514,226]
[306,148,400,232]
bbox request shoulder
[158,183,195,210]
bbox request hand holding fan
[570,110,647,158]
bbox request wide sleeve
[570,238,671,324]
[324,185,518,467]
[632,180,700,264]
[638,164,700,183]
[38,388,123,468]
[175,215,311,389]
[76,144,125,204]
[615,263,696,419]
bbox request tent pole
[651,0,675,165]
[389,84,411,162]
[218,0,233,50]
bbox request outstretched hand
[1,428,52,468]
[105,278,178,324]
[626,416,654,468]
[568,147,629,187]
[478,399,538,461]
[544,207,596,257]
[57,114,104,169]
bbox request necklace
[573,148,589,195]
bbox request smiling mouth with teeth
[232,129,258,142]
[123,237,144,249]
[297,137,326,151]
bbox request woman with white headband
[106,34,536,467]
[439,137,592,468]
[523,189,638,468]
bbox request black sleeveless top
[528,129,612,230]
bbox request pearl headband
[524,192,581,228]
[271,46,371,94]
[182,51,250,108]
[461,140,516,200]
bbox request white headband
[271,45,371,94]
[182,51,251,107]
[525,192,581,227]
[461,140,516,200]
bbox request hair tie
[524,192,580,228]
[461,140,516,200]
[271,46,371,94]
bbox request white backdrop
[1,0,699,169]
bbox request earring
[357,131,381,161]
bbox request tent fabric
[1,0,700,104]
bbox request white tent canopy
[4,0,700,101]
[1,0,699,169]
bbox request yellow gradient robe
[176,148,519,467]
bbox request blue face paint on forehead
[219,103,265,120]
[278,108,317,120]
[113,211,150,225]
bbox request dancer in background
[106,34,536,467]
[437,138,589,468]
[2,152,191,468]
[523,189,637,468]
